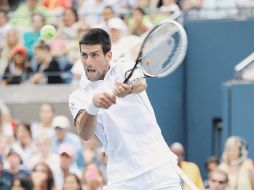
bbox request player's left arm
[113,79,147,97]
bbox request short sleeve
[69,89,89,122]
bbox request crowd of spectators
[1,0,254,86]
[1,100,254,190]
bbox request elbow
[78,130,92,141]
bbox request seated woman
[30,40,64,84]
[2,46,32,85]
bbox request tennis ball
[40,25,56,40]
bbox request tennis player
[69,28,181,190]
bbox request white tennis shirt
[69,58,177,184]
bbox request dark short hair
[79,28,111,55]
[205,156,220,170]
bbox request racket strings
[141,26,181,76]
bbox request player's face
[80,44,112,82]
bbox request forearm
[76,110,97,141]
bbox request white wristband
[86,103,99,115]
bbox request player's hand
[113,80,133,97]
[92,92,116,109]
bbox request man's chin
[86,74,97,82]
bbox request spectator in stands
[29,134,60,170]
[170,142,205,190]
[23,13,45,60]
[2,46,32,85]
[0,28,21,75]
[96,6,116,32]
[219,136,254,190]
[10,174,33,190]
[136,0,156,12]
[77,0,107,26]
[0,9,13,53]
[81,162,104,190]
[31,103,55,139]
[10,0,49,30]
[207,169,228,190]
[128,7,153,36]
[180,0,203,11]
[42,0,72,13]
[4,148,29,182]
[12,122,36,169]
[107,17,133,60]
[56,143,82,189]
[159,0,182,14]
[204,156,220,189]
[58,8,80,41]
[82,136,102,166]
[63,173,82,190]
[51,115,84,169]
[30,40,64,84]
[0,155,11,190]
[31,162,55,190]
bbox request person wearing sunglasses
[207,169,228,190]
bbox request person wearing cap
[108,17,140,62]
[55,143,82,189]
[51,115,84,169]
[5,148,30,182]
[2,45,32,85]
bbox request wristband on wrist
[86,103,99,115]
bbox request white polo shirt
[69,58,177,184]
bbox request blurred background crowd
[1,0,254,86]
[1,0,254,190]
[1,101,254,190]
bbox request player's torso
[86,67,176,183]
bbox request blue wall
[223,82,254,159]
[147,18,254,177]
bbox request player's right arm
[75,110,97,141]
[69,90,115,141]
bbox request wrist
[86,103,99,115]
[129,84,134,94]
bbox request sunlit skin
[80,44,111,82]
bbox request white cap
[52,115,70,129]
[108,17,128,33]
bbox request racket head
[138,20,188,78]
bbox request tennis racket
[123,20,188,84]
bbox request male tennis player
[69,28,181,190]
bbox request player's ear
[106,50,112,62]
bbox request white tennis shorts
[103,162,182,190]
